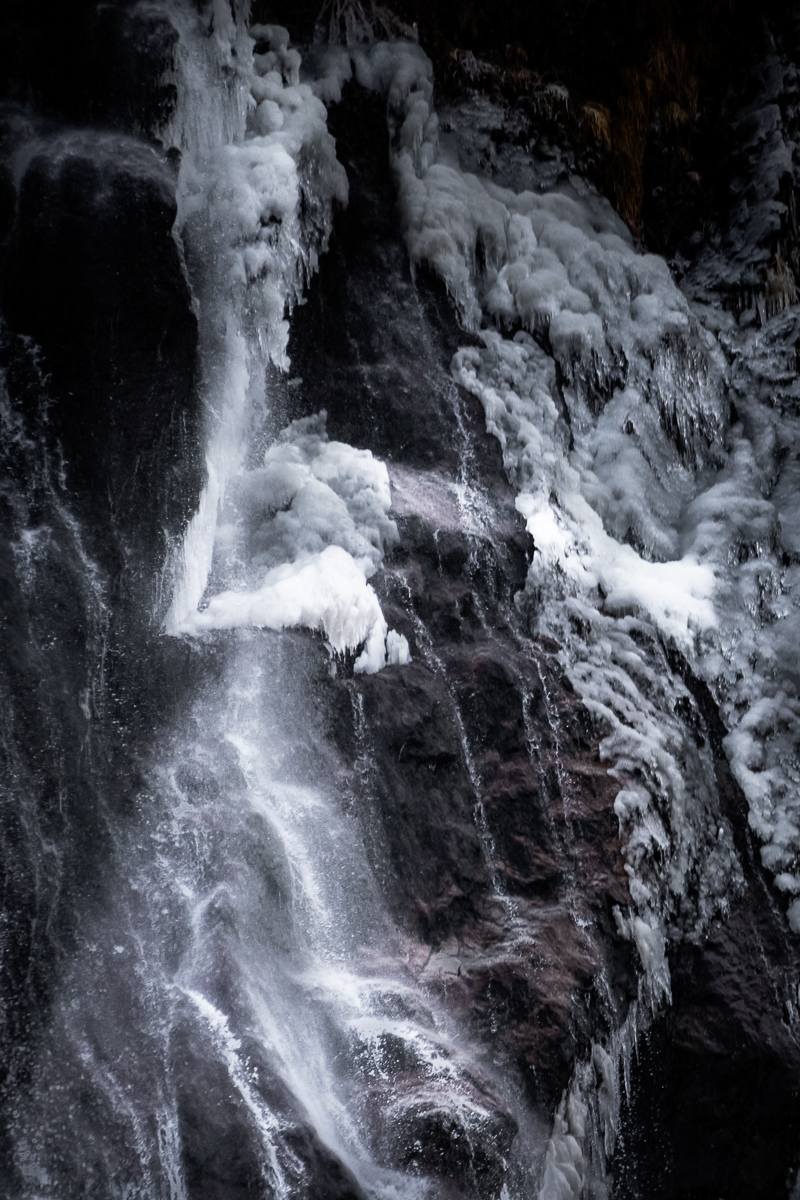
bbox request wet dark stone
[172,1017,368,1200]
[355,661,487,939]
[0,27,203,1190]
[1,0,179,137]
[2,139,200,574]
[285,85,474,473]
[613,896,800,1199]
[392,1100,517,1199]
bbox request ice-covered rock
[162,10,408,669]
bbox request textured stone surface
[1,135,199,572]
[285,77,800,1195]
[285,83,646,1126]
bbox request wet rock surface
[0,12,201,1192]
[286,80,800,1195]
[1,0,179,136]
[173,1013,369,1200]
[1,133,200,572]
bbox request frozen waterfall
[2,1,800,1197]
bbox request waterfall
[5,5,533,1197]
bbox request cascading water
[3,5,538,1198]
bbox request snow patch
[182,414,409,672]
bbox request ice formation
[689,307,800,932]
[538,1089,586,1200]
[162,7,408,670]
[452,331,741,957]
[312,25,715,999]
[538,990,658,1200]
[191,413,410,673]
[313,28,800,1194]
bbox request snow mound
[185,414,410,673]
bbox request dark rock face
[284,78,800,1195]
[612,892,800,1199]
[285,82,642,1122]
[1,0,178,136]
[613,660,800,1198]
[2,135,199,571]
[0,12,200,1190]
[173,1014,368,1200]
